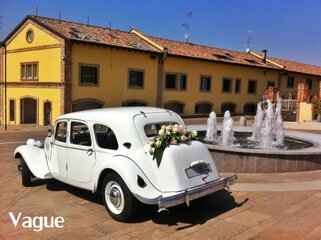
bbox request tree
[312,98,321,122]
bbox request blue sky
[1,0,321,66]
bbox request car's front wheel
[20,157,32,187]
[102,173,137,222]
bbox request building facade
[1,15,321,126]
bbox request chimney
[262,49,268,63]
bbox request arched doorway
[44,101,52,126]
[20,98,37,124]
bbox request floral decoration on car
[147,124,198,165]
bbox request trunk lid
[150,140,221,192]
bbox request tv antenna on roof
[182,10,192,43]
[246,30,253,50]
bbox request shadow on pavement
[45,179,103,205]
[150,190,248,229]
[131,189,248,225]
[41,179,246,226]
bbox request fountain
[259,100,274,148]
[248,102,264,141]
[205,111,218,141]
[193,98,321,173]
[221,111,234,146]
[274,96,285,146]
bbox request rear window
[144,122,178,137]
[94,124,119,150]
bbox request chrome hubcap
[109,187,121,207]
[105,180,125,214]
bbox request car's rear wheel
[102,173,137,222]
[20,157,32,187]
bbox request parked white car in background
[14,107,236,222]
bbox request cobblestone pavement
[0,127,321,240]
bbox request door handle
[87,149,93,156]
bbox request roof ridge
[148,34,250,55]
[269,56,321,68]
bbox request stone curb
[231,181,321,192]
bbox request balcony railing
[281,99,298,112]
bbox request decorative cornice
[6,43,61,54]
[0,82,66,88]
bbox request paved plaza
[0,126,321,239]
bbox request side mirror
[48,128,53,137]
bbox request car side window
[55,121,67,143]
[70,121,92,147]
[94,124,119,150]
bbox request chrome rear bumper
[157,174,237,209]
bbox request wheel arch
[93,155,161,204]
[14,145,50,179]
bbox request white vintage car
[14,107,236,222]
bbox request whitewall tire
[102,173,137,222]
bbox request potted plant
[312,98,321,122]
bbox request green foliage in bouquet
[147,124,198,166]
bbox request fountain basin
[189,125,321,173]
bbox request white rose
[181,135,187,141]
[191,130,198,138]
[158,129,165,135]
[166,130,171,135]
[172,127,178,133]
[165,125,171,131]
[155,140,162,148]
[148,140,155,147]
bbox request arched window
[122,100,147,107]
[244,103,257,114]
[72,99,104,112]
[164,101,184,114]
[195,102,213,114]
[221,102,236,114]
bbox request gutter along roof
[4,15,321,77]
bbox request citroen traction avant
[14,107,236,222]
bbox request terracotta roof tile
[269,57,321,76]
[28,15,321,77]
[148,35,278,69]
[30,15,161,53]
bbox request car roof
[57,107,174,123]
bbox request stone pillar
[297,83,308,102]
[239,116,247,126]
[156,55,164,108]
[61,41,72,114]
[0,47,3,124]
[263,87,278,102]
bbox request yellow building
[1,15,321,126]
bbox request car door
[49,120,68,179]
[67,120,96,183]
